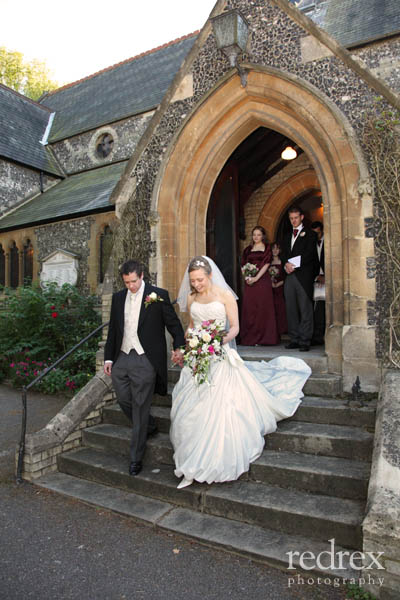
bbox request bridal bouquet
[241,263,259,279]
[183,319,226,385]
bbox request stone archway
[154,67,377,389]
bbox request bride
[170,256,311,489]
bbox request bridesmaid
[269,242,288,337]
[240,225,279,346]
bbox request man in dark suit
[281,205,319,352]
[104,259,185,475]
[311,221,325,345]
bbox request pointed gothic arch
[154,67,376,386]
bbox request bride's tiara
[194,259,207,267]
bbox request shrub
[0,282,101,394]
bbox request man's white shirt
[121,280,145,355]
[290,223,304,250]
[105,281,146,365]
[317,235,324,275]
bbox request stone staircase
[36,347,376,578]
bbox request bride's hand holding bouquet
[182,319,227,385]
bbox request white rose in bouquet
[189,336,199,348]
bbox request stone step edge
[105,398,377,414]
[87,425,371,479]
[35,471,358,580]
[90,420,373,444]
[59,447,364,528]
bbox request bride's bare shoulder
[187,291,196,307]
[212,284,226,297]
[213,286,234,303]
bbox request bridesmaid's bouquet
[183,320,226,385]
[268,265,279,282]
[241,263,258,279]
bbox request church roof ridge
[0,82,53,112]
[43,31,199,99]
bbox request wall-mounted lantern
[211,9,250,87]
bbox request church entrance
[156,68,377,389]
[205,127,322,301]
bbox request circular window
[96,133,114,158]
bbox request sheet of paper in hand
[289,255,301,268]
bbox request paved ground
[0,384,348,600]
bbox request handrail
[16,321,109,484]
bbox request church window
[23,239,33,285]
[9,242,19,289]
[0,244,5,287]
[96,133,114,158]
[100,225,113,283]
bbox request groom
[104,259,185,475]
[281,205,319,352]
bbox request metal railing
[16,321,109,483]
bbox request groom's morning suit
[104,281,184,467]
[281,224,319,349]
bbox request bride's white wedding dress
[170,300,311,485]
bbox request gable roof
[0,84,63,176]
[40,33,197,143]
[0,161,126,231]
[296,0,400,48]
[323,0,400,48]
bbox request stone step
[288,397,376,429]
[88,419,373,464]
[167,366,342,397]
[103,397,376,430]
[83,424,174,465]
[35,470,359,579]
[238,345,328,373]
[57,447,364,549]
[82,425,370,499]
[250,450,370,500]
[267,421,373,462]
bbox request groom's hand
[104,362,113,376]
[171,349,184,367]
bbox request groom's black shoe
[299,345,310,352]
[285,342,300,349]
[129,461,142,476]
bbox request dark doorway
[206,127,302,295]
[206,165,239,292]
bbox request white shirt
[120,280,145,355]
[291,223,304,250]
[317,235,324,275]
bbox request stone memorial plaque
[40,250,79,287]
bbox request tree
[0,47,58,100]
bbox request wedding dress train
[170,300,311,485]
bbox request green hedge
[0,282,101,395]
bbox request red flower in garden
[50,305,55,309]
[51,311,58,318]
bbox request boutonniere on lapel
[144,292,164,308]
[300,231,306,237]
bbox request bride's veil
[176,256,238,349]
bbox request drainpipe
[39,171,44,193]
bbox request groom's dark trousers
[104,282,184,465]
[111,350,156,463]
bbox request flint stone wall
[0,158,60,217]
[50,112,153,175]
[35,217,94,291]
